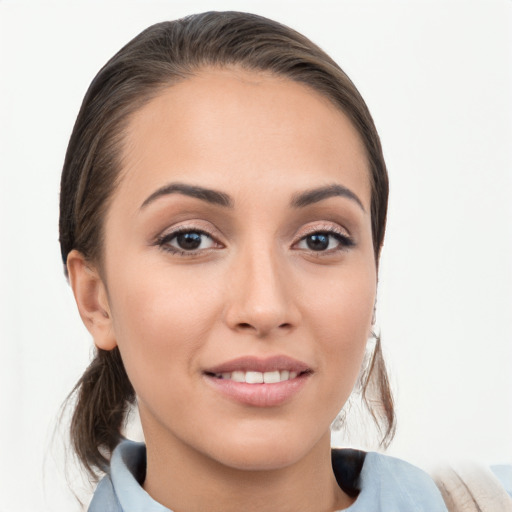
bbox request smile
[208,370,302,383]
[203,355,312,407]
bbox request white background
[1,1,511,510]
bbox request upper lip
[204,355,312,374]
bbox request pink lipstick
[203,355,312,407]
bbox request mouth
[202,355,313,407]
[204,369,309,383]
[203,354,312,382]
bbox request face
[97,68,376,470]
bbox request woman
[59,11,507,511]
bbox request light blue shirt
[88,440,448,511]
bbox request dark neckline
[331,448,367,498]
[125,442,366,501]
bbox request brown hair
[59,11,394,479]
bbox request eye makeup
[152,220,355,260]
[292,221,355,256]
[155,227,223,256]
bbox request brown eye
[158,229,216,253]
[295,231,354,252]
[305,233,330,251]
[175,232,204,250]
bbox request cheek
[305,258,375,332]
[302,260,376,392]
[106,259,225,397]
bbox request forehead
[118,67,371,210]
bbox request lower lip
[204,373,310,407]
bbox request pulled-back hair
[59,11,394,479]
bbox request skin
[68,68,377,512]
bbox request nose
[223,245,300,338]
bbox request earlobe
[66,249,117,350]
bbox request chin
[203,425,328,472]
[222,449,298,471]
[216,452,302,472]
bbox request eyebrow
[140,181,364,212]
[290,184,365,211]
[140,183,233,209]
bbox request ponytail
[358,335,396,448]
[68,347,135,478]
[362,335,396,447]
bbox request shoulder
[364,452,446,499]
[339,450,449,511]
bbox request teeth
[263,371,280,383]
[231,371,245,382]
[212,370,301,383]
[246,371,264,384]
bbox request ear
[67,249,117,351]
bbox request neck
[142,429,353,512]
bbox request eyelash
[295,228,355,254]
[155,226,354,256]
[156,228,220,256]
